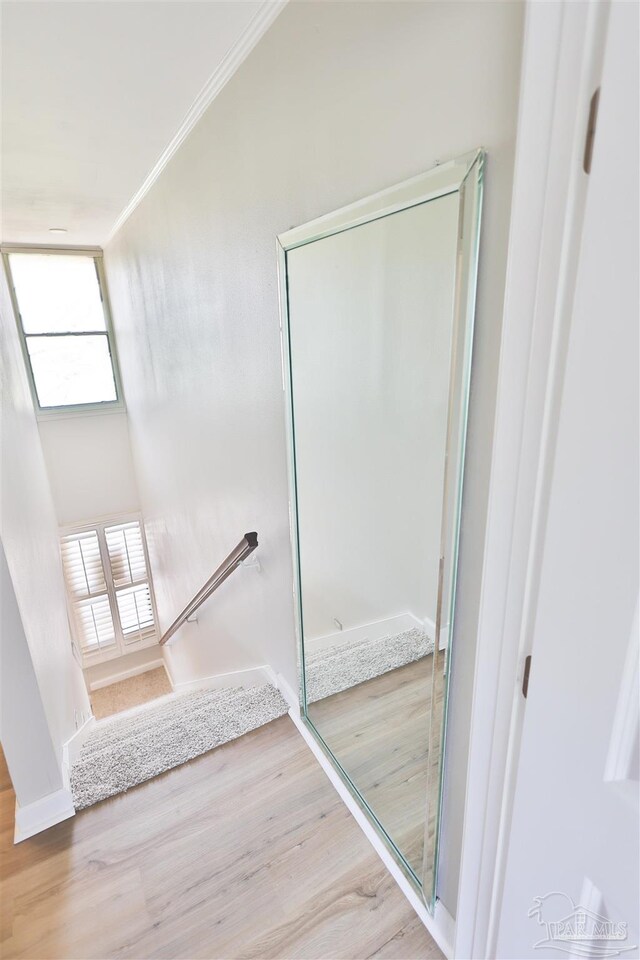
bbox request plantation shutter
[61,518,158,664]
[61,531,116,654]
[104,521,156,644]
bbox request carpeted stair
[71,682,288,810]
[304,627,433,703]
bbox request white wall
[36,381,154,687]
[0,543,63,806]
[38,412,141,526]
[0,268,91,768]
[83,645,163,690]
[287,193,458,641]
[1,0,265,246]
[105,0,524,912]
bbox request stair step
[71,683,289,810]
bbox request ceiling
[1,1,277,246]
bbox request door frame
[453,2,610,957]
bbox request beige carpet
[90,667,172,720]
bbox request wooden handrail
[159,532,258,645]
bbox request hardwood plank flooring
[308,655,442,878]
[0,721,442,960]
[0,751,12,796]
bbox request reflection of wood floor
[0,722,443,960]
[308,654,442,880]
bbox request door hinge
[583,87,600,174]
[522,654,532,698]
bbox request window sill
[80,632,159,669]
[35,400,126,422]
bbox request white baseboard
[306,612,425,654]
[61,714,97,792]
[14,788,75,843]
[171,665,273,694]
[288,709,455,956]
[423,615,449,652]
[423,615,436,638]
[265,667,300,715]
[88,658,167,691]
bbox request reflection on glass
[281,151,483,909]
[288,194,458,878]
[26,334,117,407]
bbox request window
[61,517,158,665]
[3,249,122,414]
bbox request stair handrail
[159,532,258,645]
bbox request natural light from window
[7,252,119,410]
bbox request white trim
[423,615,436,642]
[288,708,455,959]
[277,150,481,251]
[105,0,288,244]
[88,658,167,692]
[34,399,125,422]
[14,789,75,843]
[453,3,610,957]
[1,247,126,419]
[170,664,273,694]
[35,402,128,422]
[61,714,97,792]
[304,612,424,654]
[267,668,299,715]
[0,243,103,256]
[423,615,449,652]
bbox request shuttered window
[61,517,158,664]
[104,522,156,645]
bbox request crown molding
[105,0,288,245]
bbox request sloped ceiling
[1,1,280,245]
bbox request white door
[495,3,639,958]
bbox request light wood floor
[89,667,173,720]
[0,720,442,960]
[308,655,442,879]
